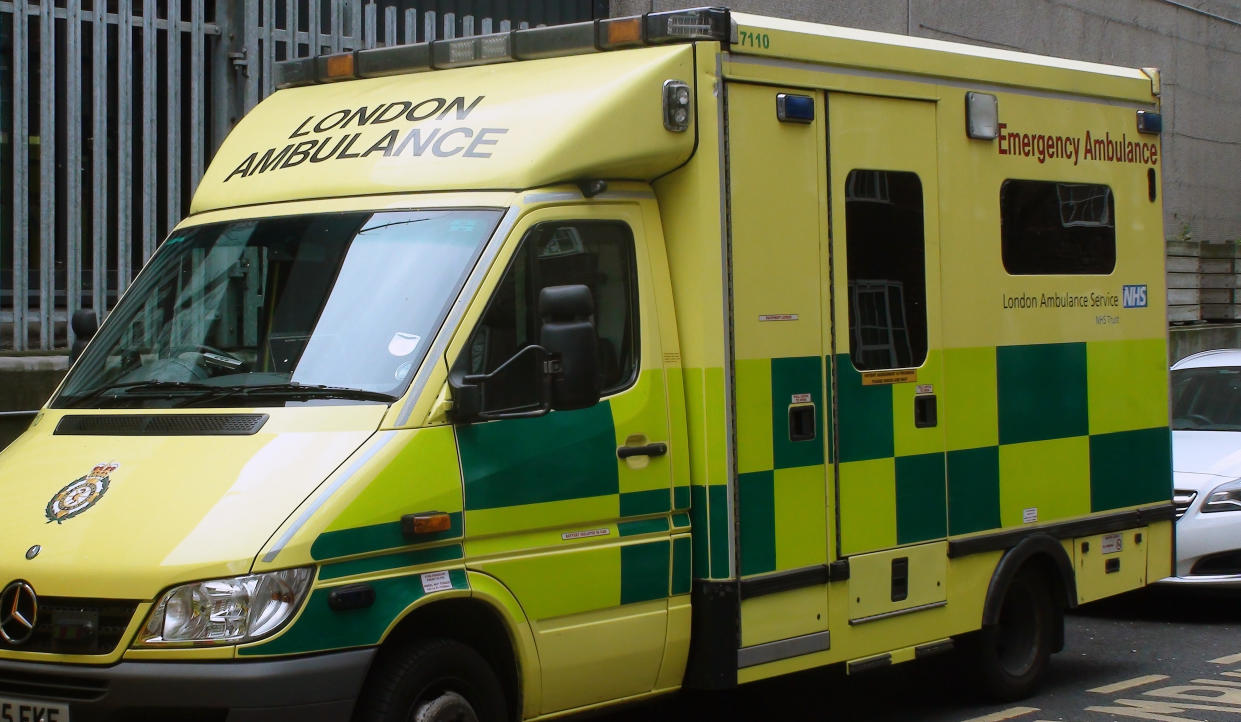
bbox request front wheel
[966,570,1058,701]
[355,638,508,722]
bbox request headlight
[136,567,313,646]
[1202,479,1241,513]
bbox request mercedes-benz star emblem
[0,581,38,645]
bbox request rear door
[828,93,950,624]
[727,82,833,654]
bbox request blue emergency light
[776,93,815,123]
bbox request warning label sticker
[861,369,918,386]
[421,571,454,594]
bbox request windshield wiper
[175,383,397,408]
[64,380,221,408]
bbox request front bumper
[0,648,376,722]
[1159,490,1241,588]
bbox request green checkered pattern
[837,340,1170,555]
[735,355,829,577]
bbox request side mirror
[448,344,549,423]
[447,284,601,424]
[70,309,99,363]
[539,284,601,411]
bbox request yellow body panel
[739,586,828,648]
[847,543,947,622]
[192,47,695,214]
[1073,529,1149,604]
[1,406,381,600]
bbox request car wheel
[355,638,508,722]
[968,570,1057,701]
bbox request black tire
[968,571,1058,702]
[354,638,508,722]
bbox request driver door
[449,203,677,714]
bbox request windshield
[55,209,502,409]
[1172,366,1241,431]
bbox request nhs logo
[1122,284,1148,308]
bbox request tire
[354,638,508,722]
[968,570,1058,702]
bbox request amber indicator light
[402,512,452,537]
[606,19,642,46]
[324,53,355,79]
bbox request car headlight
[135,567,313,646]
[1202,479,1241,513]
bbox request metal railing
[1,1,221,351]
[2,1,595,353]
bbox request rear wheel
[969,570,1058,701]
[355,638,508,722]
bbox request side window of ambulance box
[1001,180,1116,274]
[844,169,929,371]
[455,220,640,412]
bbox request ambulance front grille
[0,597,139,656]
[1173,489,1197,519]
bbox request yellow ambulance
[0,7,1173,721]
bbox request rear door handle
[617,442,668,459]
[915,394,937,428]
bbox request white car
[1166,349,1241,587]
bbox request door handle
[617,442,668,460]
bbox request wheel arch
[372,572,537,721]
[982,533,1075,648]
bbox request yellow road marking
[1191,678,1241,687]
[1209,652,1241,665]
[1088,674,1170,694]
[958,707,1040,722]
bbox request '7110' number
[738,30,770,49]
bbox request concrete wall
[1171,323,1241,362]
[614,0,1241,245]
[0,355,67,449]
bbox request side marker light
[402,512,453,537]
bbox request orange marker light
[402,512,452,537]
[606,18,642,46]
[324,53,355,79]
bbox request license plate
[0,696,70,722]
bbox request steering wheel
[1179,413,1214,427]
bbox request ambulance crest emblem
[46,463,118,524]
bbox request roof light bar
[513,21,598,60]
[597,17,645,50]
[432,33,514,68]
[274,57,316,88]
[646,8,732,43]
[356,43,432,77]
[317,52,357,82]
[273,7,733,89]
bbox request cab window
[460,220,639,410]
